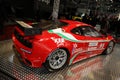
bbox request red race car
[12,20,115,72]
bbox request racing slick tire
[44,49,68,72]
[103,41,115,55]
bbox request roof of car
[61,19,89,25]
[30,19,91,31]
[60,19,91,29]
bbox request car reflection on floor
[12,53,110,80]
[50,55,112,80]
[13,50,111,80]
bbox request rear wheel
[103,41,115,55]
[44,49,68,72]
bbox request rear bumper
[12,35,43,68]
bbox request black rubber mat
[0,70,15,80]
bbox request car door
[81,26,107,57]
[70,27,89,63]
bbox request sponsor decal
[99,43,105,49]
[87,43,105,51]
[72,43,83,55]
[51,37,64,46]
[72,43,78,54]
[20,48,31,54]
[69,47,84,65]
[88,47,97,51]
[69,43,105,65]
[51,37,64,44]
[89,42,98,46]
[51,37,65,47]
[74,48,83,54]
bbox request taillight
[24,36,34,43]
[24,36,34,40]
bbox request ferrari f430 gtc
[12,20,115,72]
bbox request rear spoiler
[16,21,42,36]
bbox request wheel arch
[49,47,71,61]
[43,47,71,72]
[109,40,115,46]
[102,40,115,55]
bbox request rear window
[31,20,68,30]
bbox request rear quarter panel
[32,30,73,63]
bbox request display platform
[0,40,120,80]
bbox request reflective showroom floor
[0,40,120,80]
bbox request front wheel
[44,49,68,72]
[103,41,115,55]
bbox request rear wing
[16,21,42,36]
